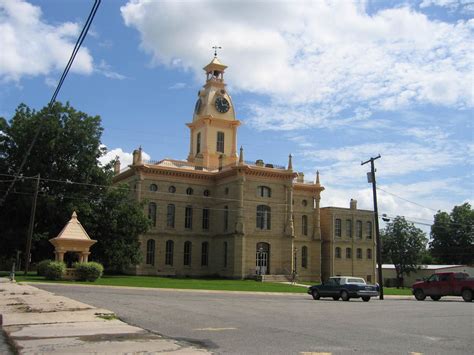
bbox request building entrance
[256,242,270,275]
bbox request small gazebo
[49,211,97,263]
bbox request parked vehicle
[308,276,379,302]
[412,272,474,302]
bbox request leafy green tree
[0,102,149,271]
[382,216,427,288]
[430,203,474,264]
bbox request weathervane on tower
[212,45,222,58]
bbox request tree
[430,203,474,265]
[381,216,427,288]
[0,102,149,271]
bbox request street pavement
[0,279,208,354]
[36,283,474,355]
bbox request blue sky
[0,0,472,230]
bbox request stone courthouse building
[113,57,376,282]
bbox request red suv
[412,272,473,302]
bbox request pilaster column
[285,183,294,237]
[235,174,245,234]
[312,193,321,240]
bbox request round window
[169,186,176,193]
[149,184,158,192]
[186,187,194,195]
[203,189,210,197]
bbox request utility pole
[24,174,40,275]
[361,155,384,300]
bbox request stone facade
[113,57,376,282]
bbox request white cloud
[95,60,127,80]
[99,147,151,168]
[0,0,93,82]
[121,0,473,130]
[420,0,474,14]
[169,82,189,90]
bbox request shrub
[74,262,104,281]
[36,260,53,276]
[44,261,66,280]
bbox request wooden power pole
[24,174,40,275]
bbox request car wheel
[362,296,370,302]
[332,296,339,301]
[341,290,350,301]
[462,289,473,302]
[414,289,426,301]
[430,295,441,301]
[311,290,320,300]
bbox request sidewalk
[0,278,208,354]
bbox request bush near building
[44,261,66,280]
[36,260,53,276]
[74,262,104,281]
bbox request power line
[0,0,101,207]
[377,186,438,212]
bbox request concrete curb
[0,279,209,354]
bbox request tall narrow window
[148,202,157,227]
[301,246,308,268]
[185,206,193,229]
[357,248,362,259]
[165,240,174,266]
[366,221,372,239]
[367,248,372,259]
[216,131,225,153]
[196,132,201,154]
[335,219,342,237]
[356,220,362,239]
[202,208,210,230]
[335,247,341,258]
[346,219,352,238]
[224,206,229,231]
[184,241,192,266]
[223,241,228,268]
[302,215,308,236]
[167,204,175,228]
[256,205,271,230]
[201,242,209,266]
[146,239,155,265]
[346,247,352,259]
[257,186,271,197]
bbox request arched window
[302,215,308,236]
[356,220,362,238]
[196,132,201,154]
[186,187,193,195]
[257,186,271,198]
[167,204,175,228]
[346,247,352,259]
[256,205,271,230]
[301,246,308,268]
[335,247,341,259]
[185,206,193,229]
[367,248,372,259]
[223,241,228,268]
[366,221,372,239]
[149,184,158,192]
[148,202,157,227]
[302,199,308,207]
[335,219,342,237]
[184,241,192,266]
[169,186,176,193]
[201,242,209,266]
[165,240,174,266]
[357,248,362,259]
[146,239,155,265]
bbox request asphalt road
[37,284,473,355]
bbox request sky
[0,0,472,232]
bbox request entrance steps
[256,274,292,282]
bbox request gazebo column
[56,251,65,262]
[81,252,91,262]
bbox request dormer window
[216,132,225,153]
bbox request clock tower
[187,57,241,170]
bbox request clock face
[215,96,230,113]
[194,98,201,114]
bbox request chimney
[113,156,121,175]
[350,199,357,210]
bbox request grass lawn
[0,272,307,293]
[0,271,412,295]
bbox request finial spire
[288,154,293,170]
[316,170,320,185]
[71,211,77,219]
[212,45,222,58]
[239,146,244,164]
